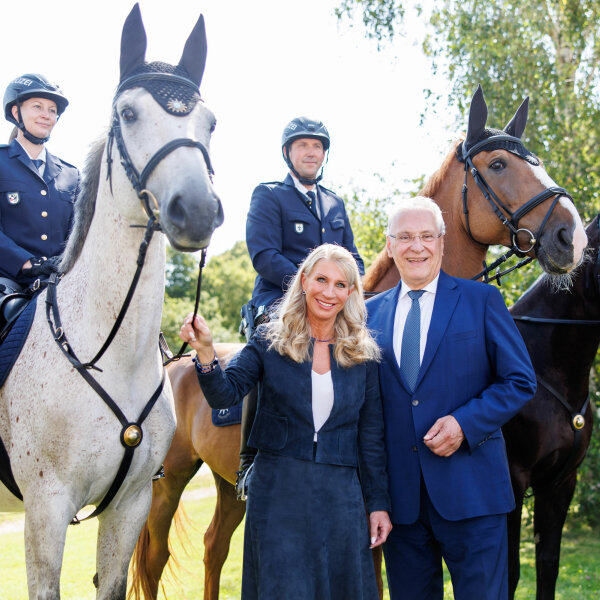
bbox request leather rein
[43,72,212,523]
[459,134,573,285]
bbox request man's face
[386,209,444,289]
[287,138,325,180]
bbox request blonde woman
[180,243,391,600]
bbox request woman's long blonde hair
[265,244,381,367]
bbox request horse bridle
[44,70,212,523]
[459,134,573,283]
[106,72,215,226]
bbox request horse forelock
[61,136,106,272]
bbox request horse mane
[61,135,106,272]
[362,139,463,292]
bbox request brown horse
[129,87,587,600]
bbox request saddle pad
[211,404,242,427]
[0,296,37,388]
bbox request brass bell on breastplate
[572,414,585,430]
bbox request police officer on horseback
[0,73,80,325]
[237,116,364,498]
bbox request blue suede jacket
[196,332,391,513]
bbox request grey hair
[387,196,446,236]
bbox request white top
[393,275,440,369]
[311,370,334,441]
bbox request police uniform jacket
[246,174,364,308]
[0,139,80,284]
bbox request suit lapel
[317,186,332,223]
[285,173,319,222]
[43,151,61,184]
[374,283,413,393]
[415,271,459,387]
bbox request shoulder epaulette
[260,180,283,187]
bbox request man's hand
[423,415,464,457]
[21,256,61,277]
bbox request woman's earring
[302,290,306,295]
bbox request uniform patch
[295,222,304,234]
[7,192,20,205]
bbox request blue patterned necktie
[401,290,425,391]
[306,190,317,217]
[32,158,44,173]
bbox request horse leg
[533,474,577,600]
[129,456,202,600]
[95,485,153,600]
[507,491,525,600]
[203,471,246,600]
[371,546,384,600]
[23,492,72,600]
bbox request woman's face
[12,97,58,139]
[301,259,355,327]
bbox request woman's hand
[369,510,392,548]
[179,312,214,363]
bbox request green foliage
[162,241,256,344]
[335,0,405,42]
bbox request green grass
[1,472,598,599]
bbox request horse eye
[210,118,216,134]
[120,107,136,123]
[490,159,505,171]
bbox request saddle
[0,278,34,344]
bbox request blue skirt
[242,451,379,600]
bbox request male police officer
[0,74,80,320]
[236,117,364,498]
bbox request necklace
[314,337,335,343]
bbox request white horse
[0,5,223,599]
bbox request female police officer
[0,73,80,295]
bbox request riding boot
[235,385,258,501]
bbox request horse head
[107,3,223,251]
[460,85,587,275]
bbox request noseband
[459,134,573,258]
[106,72,215,226]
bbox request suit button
[41,234,47,241]
[411,399,419,406]
[40,190,47,196]
[41,211,48,217]
[322,228,325,233]
[411,445,418,452]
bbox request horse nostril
[555,225,573,250]
[166,195,187,229]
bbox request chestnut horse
[504,216,600,600]
[129,87,587,600]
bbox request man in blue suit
[367,196,536,599]
[236,117,364,499]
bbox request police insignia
[7,192,20,205]
[295,223,304,234]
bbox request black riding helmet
[281,116,330,185]
[4,73,69,144]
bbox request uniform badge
[7,192,20,205]
[295,223,304,234]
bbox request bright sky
[1,0,453,256]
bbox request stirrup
[235,463,254,501]
[152,465,165,481]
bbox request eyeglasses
[388,232,443,244]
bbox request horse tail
[128,503,194,600]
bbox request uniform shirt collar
[399,273,440,299]
[15,139,47,164]
[290,172,317,198]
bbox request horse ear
[465,84,488,149]
[178,14,207,88]
[120,3,147,81]
[504,97,529,139]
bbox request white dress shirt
[291,172,321,219]
[392,275,440,369]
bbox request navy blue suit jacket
[246,174,364,308]
[196,332,390,513]
[367,271,536,523]
[0,140,80,283]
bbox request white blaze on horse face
[526,162,587,265]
